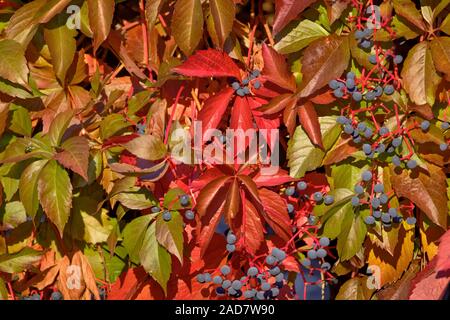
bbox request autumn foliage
[0,0,449,301]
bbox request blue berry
[271,287,280,297]
[440,143,448,151]
[364,216,376,225]
[275,273,284,282]
[441,122,450,130]
[406,217,417,225]
[365,91,376,101]
[355,30,365,39]
[180,194,190,206]
[352,196,360,206]
[266,255,276,265]
[371,198,381,208]
[228,287,237,296]
[271,248,286,261]
[393,216,403,224]
[406,159,417,169]
[261,282,271,291]
[387,147,395,153]
[269,267,281,276]
[319,237,330,247]
[221,265,231,275]
[285,186,295,196]
[392,137,402,148]
[364,127,373,138]
[162,211,172,222]
[297,181,307,190]
[374,183,384,193]
[247,267,258,277]
[236,88,245,96]
[392,155,401,167]
[362,170,372,181]
[379,127,389,136]
[301,258,311,267]
[252,70,261,77]
[151,206,161,213]
[243,87,250,95]
[333,89,344,98]
[242,78,249,85]
[379,193,389,204]
[226,244,236,252]
[321,262,331,270]
[381,213,391,223]
[316,248,327,258]
[204,273,212,282]
[307,249,318,260]
[357,122,367,131]
[51,291,63,300]
[393,55,403,64]
[344,124,354,135]
[377,143,386,153]
[232,280,242,290]
[369,55,377,64]
[374,86,383,97]
[185,209,195,220]
[287,203,294,214]
[373,210,382,219]
[337,116,349,125]
[324,195,334,205]
[420,120,430,131]
[352,91,362,102]
[354,136,362,144]
[244,290,256,299]
[253,81,261,89]
[347,72,355,79]
[362,28,374,37]
[222,280,231,289]
[232,82,240,90]
[329,80,339,89]
[388,208,398,218]
[256,291,265,300]
[384,85,395,95]
[360,39,373,49]
[213,276,223,284]
[346,78,355,90]
[363,143,372,155]
[313,192,323,202]
[197,274,206,283]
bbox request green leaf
[87,0,115,53]
[0,39,29,86]
[33,0,73,24]
[274,20,329,54]
[330,160,369,190]
[1,201,27,229]
[0,278,8,300]
[44,13,77,86]
[122,214,155,263]
[9,105,32,137]
[314,188,354,217]
[20,160,49,218]
[114,186,157,210]
[54,136,90,181]
[441,13,450,35]
[139,222,172,295]
[122,134,167,161]
[37,160,73,235]
[0,247,42,273]
[209,0,235,48]
[100,114,131,139]
[0,137,53,164]
[322,201,354,240]
[155,211,184,263]
[288,116,341,178]
[163,188,188,210]
[337,211,367,261]
[401,41,441,106]
[47,110,74,147]
[0,78,33,99]
[171,0,204,56]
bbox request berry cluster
[197,247,287,300]
[302,237,331,271]
[231,70,261,97]
[151,194,195,222]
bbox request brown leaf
[54,136,90,181]
[259,188,292,241]
[390,164,448,229]
[430,37,450,81]
[273,0,317,34]
[88,0,115,54]
[298,35,350,98]
[223,178,240,222]
[262,43,296,91]
[196,176,231,217]
[171,0,204,56]
[210,0,235,48]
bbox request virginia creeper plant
[0,0,449,300]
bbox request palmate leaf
[0,247,42,273]
[336,209,368,261]
[392,0,427,31]
[262,43,296,91]
[37,160,73,236]
[122,214,155,263]
[155,211,184,263]
[0,39,29,86]
[288,116,341,178]
[121,134,167,161]
[19,159,49,218]
[54,136,90,181]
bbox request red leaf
[259,188,292,241]
[273,0,318,34]
[239,199,264,255]
[409,257,450,300]
[297,101,323,149]
[437,230,450,273]
[262,43,296,92]
[253,169,295,187]
[172,49,242,79]
[102,133,140,149]
[195,88,234,143]
[196,175,231,217]
[230,96,254,131]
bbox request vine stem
[164,85,185,145]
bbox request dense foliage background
[0,0,449,300]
